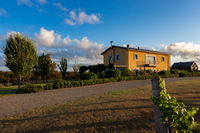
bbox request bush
[44,83,53,90]
[17,84,45,93]
[158,70,172,78]
[80,72,98,80]
[178,70,192,77]
[121,69,136,77]
[105,69,121,78]
[53,79,65,89]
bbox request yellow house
[101,45,171,71]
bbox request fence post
[151,78,169,133]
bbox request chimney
[127,44,130,48]
[138,47,140,50]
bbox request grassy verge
[0,85,18,96]
[0,79,200,133]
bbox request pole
[151,78,169,133]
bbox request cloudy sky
[1,0,200,71]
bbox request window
[162,57,165,62]
[116,54,120,61]
[134,54,138,60]
[109,56,112,62]
[146,55,156,64]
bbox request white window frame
[145,55,156,64]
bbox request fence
[151,78,169,133]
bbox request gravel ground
[0,77,199,117]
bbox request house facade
[101,45,171,71]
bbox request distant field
[0,79,200,133]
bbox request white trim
[145,54,156,64]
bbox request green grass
[0,85,18,96]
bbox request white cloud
[0,8,8,16]
[36,0,47,5]
[64,10,100,26]
[35,27,57,47]
[0,28,104,71]
[53,2,68,12]
[34,27,104,66]
[17,0,34,6]
[161,42,200,67]
[161,42,200,59]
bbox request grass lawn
[0,79,200,133]
[0,85,18,96]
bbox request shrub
[191,72,200,77]
[53,79,65,89]
[17,84,45,93]
[121,69,136,76]
[179,70,192,77]
[158,70,172,78]
[152,78,199,132]
[44,83,53,90]
[105,69,121,78]
[80,72,98,80]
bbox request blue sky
[1,0,200,70]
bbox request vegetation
[1,79,200,132]
[34,54,57,81]
[105,69,121,78]
[4,34,37,88]
[58,57,67,79]
[152,78,199,133]
[121,68,136,76]
[80,72,98,80]
[73,63,81,73]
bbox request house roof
[101,45,170,55]
[171,61,195,68]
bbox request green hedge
[80,72,98,80]
[16,71,200,93]
[16,83,53,93]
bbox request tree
[36,53,56,81]
[58,57,67,79]
[73,63,81,73]
[4,34,37,88]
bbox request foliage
[79,66,88,74]
[53,79,65,89]
[80,72,98,80]
[79,64,107,76]
[105,69,121,78]
[4,34,37,88]
[34,54,57,81]
[121,68,136,76]
[152,78,199,133]
[73,63,81,73]
[158,70,171,78]
[58,57,67,79]
[16,83,53,93]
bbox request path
[0,77,199,117]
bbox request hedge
[16,83,53,93]
[16,71,200,93]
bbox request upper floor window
[162,57,165,62]
[134,54,138,60]
[116,54,120,61]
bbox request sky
[1,0,200,71]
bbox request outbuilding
[171,61,198,71]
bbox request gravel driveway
[0,77,199,117]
